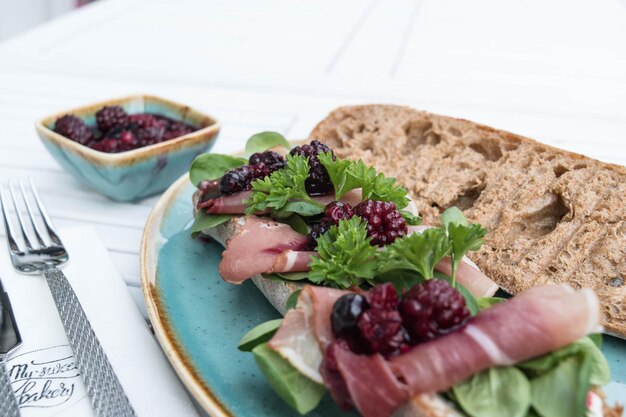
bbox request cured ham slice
[197,191,254,214]
[197,189,363,215]
[407,225,499,298]
[333,346,409,417]
[435,257,498,297]
[269,287,345,382]
[389,284,599,396]
[268,284,599,417]
[219,216,308,283]
[269,250,316,274]
[271,286,345,353]
[197,179,221,195]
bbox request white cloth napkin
[0,226,199,417]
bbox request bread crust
[310,105,626,338]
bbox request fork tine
[19,179,47,247]
[28,178,62,246]
[0,184,24,253]
[8,181,35,251]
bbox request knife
[0,277,21,417]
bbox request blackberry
[219,164,271,195]
[354,200,407,246]
[54,115,93,145]
[91,138,120,153]
[305,202,354,250]
[249,151,285,172]
[399,280,470,343]
[128,114,165,130]
[368,282,398,311]
[331,294,369,351]
[305,220,331,250]
[162,129,193,141]
[118,130,138,151]
[137,127,165,146]
[158,116,196,140]
[357,308,408,357]
[95,106,129,132]
[289,140,335,195]
[324,201,354,224]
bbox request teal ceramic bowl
[35,94,220,202]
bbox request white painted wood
[0,0,624,319]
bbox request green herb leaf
[238,319,283,352]
[190,211,233,238]
[318,153,411,209]
[278,201,324,217]
[252,343,326,415]
[446,222,487,285]
[308,217,377,288]
[400,210,422,226]
[441,206,470,228]
[477,296,506,310]
[377,228,451,279]
[245,131,290,155]
[529,354,590,417]
[246,154,324,215]
[285,290,302,311]
[452,367,531,417]
[189,153,247,186]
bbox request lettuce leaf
[452,367,531,417]
[252,343,326,415]
[245,131,290,155]
[190,211,233,238]
[189,153,247,186]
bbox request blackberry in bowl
[35,94,220,201]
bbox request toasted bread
[311,105,626,338]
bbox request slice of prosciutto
[267,284,600,417]
[219,216,309,283]
[389,284,600,396]
[197,191,255,214]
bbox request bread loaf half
[310,105,626,338]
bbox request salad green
[245,131,291,155]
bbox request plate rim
[140,172,232,417]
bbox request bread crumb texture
[311,105,626,337]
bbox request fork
[0,179,135,417]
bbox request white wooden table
[0,0,625,318]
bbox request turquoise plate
[141,174,626,416]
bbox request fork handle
[44,267,135,417]
[0,360,19,417]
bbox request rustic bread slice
[311,105,626,338]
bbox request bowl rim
[35,93,221,167]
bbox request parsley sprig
[245,154,326,217]
[318,152,411,210]
[308,217,377,288]
[307,207,486,288]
